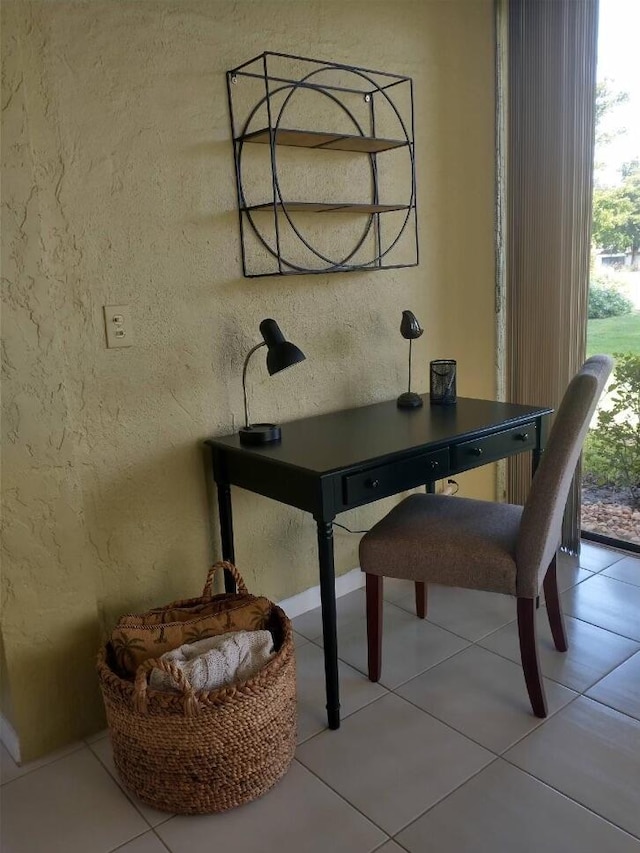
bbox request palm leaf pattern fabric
[110,596,272,675]
[111,633,147,673]
[183,626,217,643]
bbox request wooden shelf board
[239,127,407,153]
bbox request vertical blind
[505,0,599,552]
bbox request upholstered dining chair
[359,355,613,717]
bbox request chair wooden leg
[517,597,548,718]
[415,581,427,619]
[366,574,383,682]
[543,555,568,652]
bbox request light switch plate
[103,305,134,348]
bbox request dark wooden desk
[207,395,552,729]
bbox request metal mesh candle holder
[430,359,457,405]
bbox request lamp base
[397,392,423,409]
[239,423,282,446]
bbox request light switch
[103,305,134,348]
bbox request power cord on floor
[332,521,370,534]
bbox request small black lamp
[397,309,424,409]
[239,318,306,446]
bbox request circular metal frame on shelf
[235,64,416,275]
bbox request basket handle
[133,656,202,716]
[202,561,248,599]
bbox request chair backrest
[515,354,613,597]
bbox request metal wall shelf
[243,201,409,214]
[227,52,418,277]
[239,127,408,154]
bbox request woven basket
[97,562,297,814]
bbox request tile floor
[2,542,640,852]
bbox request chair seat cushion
[359,494,523,595]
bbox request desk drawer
[343,448,449,507]
[451,424,536,472]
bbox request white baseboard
[278,567,365,619]
[0,713,21,764]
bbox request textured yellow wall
[1,0,496,760]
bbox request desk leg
[415,482,435,618]
[532,413,550,477]
[532,450,542,478]
[316,518,340,730]
[217,482,237,593]
[532,417,548,610]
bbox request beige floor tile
[375,842,408,853]
[555,561,594,592]
[586,652,640,721]
[0,738,84,785]
[332,602,470,689]
[396,584,516,642]
[295,641,387,742]
[296,693,492,836]
[505,696,640,838]
[89,736,174,827]
[556,549,580,570]
[382,577,415,604]
[115,832,170,853]
[155,760,386,853]
[396,645,576,753]
[396,759,640,853]
[0,747,148,853]
[479,608,639,692]
[579,542,626,571]
[603,556,640,588]
[292,588,365,641]
[293,631,310,648]
[562,574,640,640]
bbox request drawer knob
[366,478,380,489]
[428,460,439,470]
[470,447,483,457]
[515,432,529,442]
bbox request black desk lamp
[397,309,424,409]
[239,318,306,446]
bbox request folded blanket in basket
[110,596,273,675]
[149,630,275,693]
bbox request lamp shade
[400,310,423,340]
[260,318,306,375]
